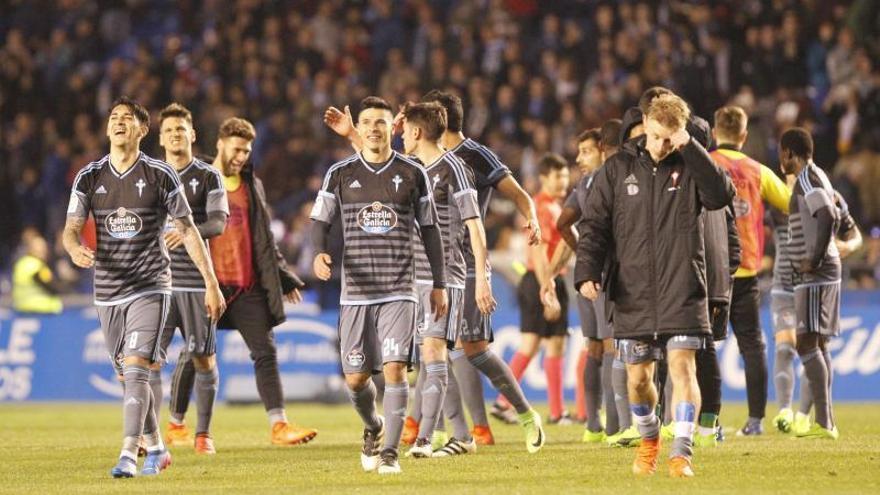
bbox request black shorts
[518,271,569,337]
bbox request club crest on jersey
[135,178,146,197]
[392,174,403,192]
[105,207,143,239]
[346,349,365,367]
[189,178,199,195]
[357,201,397,234]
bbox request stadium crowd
[1,0,879,295]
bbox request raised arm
[677,134,735,211]
[496,175,541,245]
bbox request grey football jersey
[67,153,192,305]
[787,163,841,286]
[311,151,438,305]
[413,152,481,289]
[167,158,228,290]
[770,208,795,293]
[448,138,511,277]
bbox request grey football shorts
[457,275,494,344]
[415,284,465,345]
[770,290,797,333]
[160,290,217,357]
[578,292,612,340]
[617,334,707,365]
[795,282,841,337]
[96,293,170,373]
[339,300,417,374]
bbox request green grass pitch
[2,402,879,494]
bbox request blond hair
[713,106,748,143]
[218,117,256,141]
[646,94,690,131]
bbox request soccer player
[499,154,570,424]
[576,94,735,477]
[154,103,227,454]
[420,90,542,433]
[399,102,497,458]
[63,96,225,477]
[710,106,791,436]
[551,124,635,444]
[778,128,841,440]
[773,188,861,434]
[325,90,543,446]
[164,117,318,446]
[311,96,449,475]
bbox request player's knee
[587,339,604,359]
[796,334,819,356]
[382,362,407,384]
[344,373,371,391]
[192,354,216,372]
[462,340,488,356]
[124,355,151,368]
[420,338,447,362]
[602,338,615,356]
[775,329,797,346]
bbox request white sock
[268,408,287,426]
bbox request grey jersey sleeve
[205,170,229,215]
[449,157,481,221]
[415,167,439,227]
[805,188,834,216]
[67,169,91,218]
[310,168,341,224]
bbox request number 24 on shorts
[382,338,399,357]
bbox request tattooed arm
[173,214,226,321]
[62,215,95,268]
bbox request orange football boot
[271,422,318,445]
[632,437,661,476]
[165,422,193,447]
[471,425,496,445]
[194,433,216,454]
[668,456,695,478]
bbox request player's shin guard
[774,343,797,410]
[602,354,619,434]
[631,403,660,439]
[670,402,696,459]
[383,382,409,452]
[122,364,152,459]
[444,362,472,441]
[800,349,831,429]
[613,359,633,430]
[417,361,448,441]
[450,350,489,426]
[195,366,219,435]
[822,349,834,426]
[410,362,426,423]
[584,354,603,432]
[169,354,195,423]
[149,369,162,423]
[347,380,382,432]
[470,350,531,414]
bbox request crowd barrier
[1,289,877,402]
